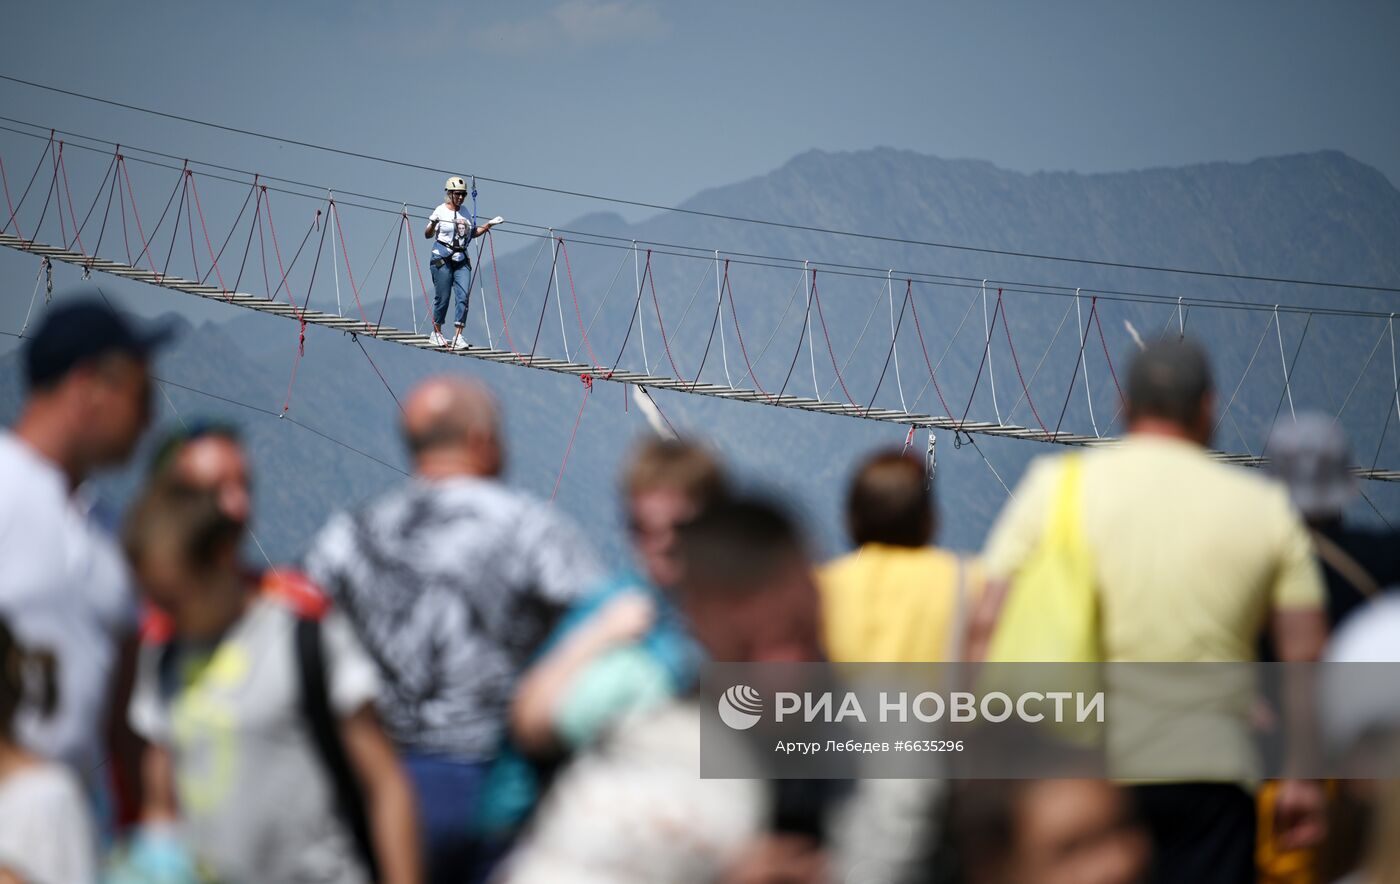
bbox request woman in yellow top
[819,449,979,663]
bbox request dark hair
[148,418,241,476]
[0,616,57,741]
[675,496,804,599]
[123,477,244,575]
[845,449,934,547]
[1125,338,1213,428]
[622,438,728,507]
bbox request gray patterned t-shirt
[305,476,600,760]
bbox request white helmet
[444,176,467,193]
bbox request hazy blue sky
[1,0,1397,230]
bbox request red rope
[723,261,770,399]
[398,212,435,332]
[906,282,956,419]
[1092,296,1127,410]
[487,229,518,354]
[549,374,593,502]
[280,209,330,415]
[119,155,158,274]
[557,237,604,368]
[0,153,25,238]
[186,171,229,296]
[281,323,306,416]
[329,201,370,324]
[810,271,857,406]
[998,289,1049,432]
[261,189,300,311]
[646,250,685,381]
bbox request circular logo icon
[718,684,764,730]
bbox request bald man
[305,376,600,882]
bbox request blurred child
[0,615,97,883]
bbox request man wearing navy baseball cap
[0,295,173,802]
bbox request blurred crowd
[2,296,1399,884]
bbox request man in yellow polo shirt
[976,339,1327,884]
[820,449,979,662]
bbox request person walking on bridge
[425,177,501,350]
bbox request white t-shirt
[428,202,472,258]
[0,761,97,884]
[0,431,137,778]
[129,598,380,884]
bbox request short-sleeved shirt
[429,202,473,259]
[820,545,980,662]
[982,434,1323,663]
[305,476,600,760]
[499,702,768,884]
[129,596,379,884]
[0,762,97,884]
[0,431,137,777]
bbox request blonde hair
[123,476,243,576]
[622,438,727,506]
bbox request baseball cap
[1264,411,1355,520]
[24,296,176,389]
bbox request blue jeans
[403,753,493,884]
[431,256,473,329]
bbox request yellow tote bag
[986,456,1101,663]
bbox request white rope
[1274,305,1296,421]
[1213,311,1276,454]
[478,249,493,349]
[19,258,45,336]
[1177,297,1184,337]
[1391,314,1400,429]
[504,236,549,328]
[329,193,343,317]
[804,260,819,400]
[981,280,1002,424]
[153,372,277,572]
[549,230,570,360]
[1333,321,1391,423]
[401,208,418,334]
[634,241,649,371]
[961,432,1015,500]
[584,247,632,339]
[715,251,733,387]
[888,270,908,413]
[1076,288,1100,437]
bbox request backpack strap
[947,555,968,663]
[294,616,381,882]
[1309,529,1381,601]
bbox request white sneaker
[452,332,467,351]
[428,330,447,347]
